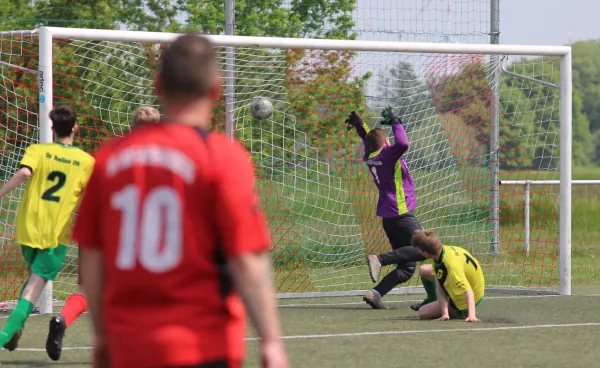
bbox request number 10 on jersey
[111,185,183,273]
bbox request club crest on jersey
[437,269,444,280]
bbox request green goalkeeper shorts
[21,244,68,281]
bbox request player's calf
[410,264,437,312]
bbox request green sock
[0,299,33,345]
[422,278,438,302]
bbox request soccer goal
[0,27,572,314]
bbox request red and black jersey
[73,123,271,368]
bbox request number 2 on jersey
[370,166,380,184]
[41,171,67,202]
[112,185,183,273]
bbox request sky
[351,0,600,46]
[501,0,600,46]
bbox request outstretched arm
[380,106,408,159]
[355,121,371,154]
[464,289,481,323]
[387,118,409,159]
[1,144,40,197]
[449,264,480,323]
[346,112,371,155]
[0,167,32,197]
[435,280,450,321]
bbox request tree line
[0,1,598,173]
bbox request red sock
[61,293,88,328]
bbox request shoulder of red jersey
[207,132,251,160]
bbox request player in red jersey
[73,33,288,368]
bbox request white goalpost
[0,27,572,315]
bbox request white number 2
[370,166,381,184]
[111,185,183,273]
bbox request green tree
[377,60,434,127]
[376,60,454,170]
[430,56,593,170]
[572,40,600,133]
[36,0,120,28]
[118,0,187,32]
[186,0,356,39]
[0,0,37,30]
[506,57,593,167]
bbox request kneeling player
[411,230,484,323]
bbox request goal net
[0,29,571,313]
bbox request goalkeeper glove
[380,105,401,126]
[345,111,363,131]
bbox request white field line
[14,322,600,352]
[277,293,600,308]
[4,294,600,319]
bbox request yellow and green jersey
[434,245,485,311]
[16,143,95,249]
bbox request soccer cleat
[366,255,382,283]
[363,289,388,310]
[3,329,23,351]
[46,314,67,361]
[410,299,431,312]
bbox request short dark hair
[159,33,217,99]
[50,106,77,138]
[366,128,387,151]
[411,230,443,255]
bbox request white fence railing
[499,180,600,255]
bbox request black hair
[50,106,77,138]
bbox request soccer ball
[250,97,274,120]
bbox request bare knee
[21,273,48,302]
[418,264,435,281]
[418,300,442,319]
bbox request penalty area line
[278,293,600,308]
[15,322,600,351]
[247,322,600,341]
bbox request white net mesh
[0,32,564,361]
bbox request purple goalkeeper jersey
[356,122,416,218]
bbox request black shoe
[363,289,389,310]
[410,299,431,311]
[46,314,66,361]
[2,329,22,351]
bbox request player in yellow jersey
[411,230,485,323]
[0,106,95,352]
[43,105,162,362]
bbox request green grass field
[2,167,600,367]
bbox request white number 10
[111,185,183,273]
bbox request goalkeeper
[346,107,436,310]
